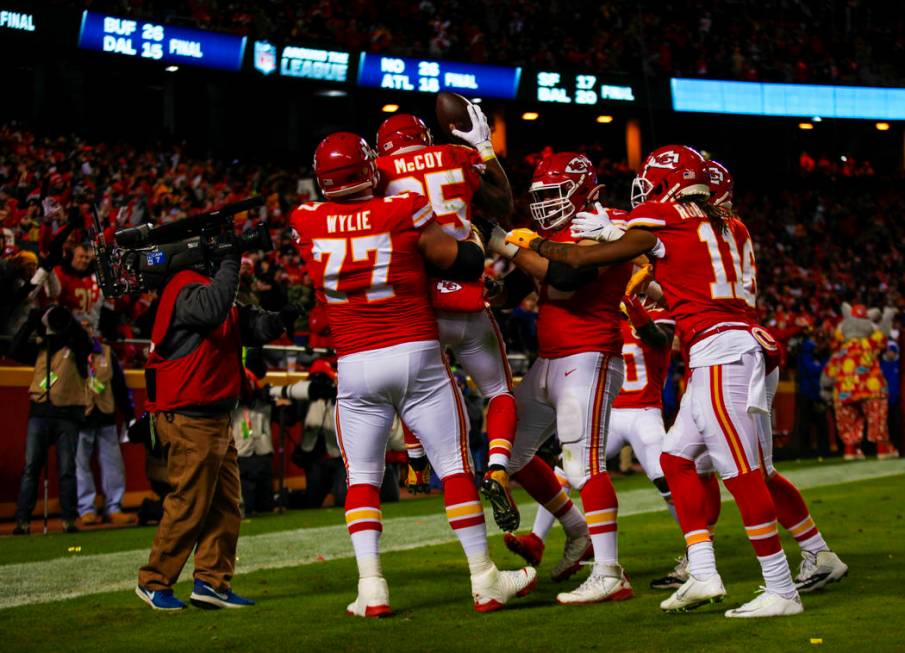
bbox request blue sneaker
[135,585,186,611]
[190,580,256,609]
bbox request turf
[0,464,902,652]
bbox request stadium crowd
[59,0,905,85]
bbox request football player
[375,107,520,530]
[708,161,847,593]
[485,152,634,604]
[290,133,535,617]
[504,292,680,577]
[508,145,804,618]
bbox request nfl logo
[254,41,277,75]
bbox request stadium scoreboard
[534,71,635,105]
[357,53,521,99]
[78,10,246,71]
[253,41,350,82]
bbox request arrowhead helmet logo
[564,156,591,174]
[646,150,681,170]
[437,280,462,294]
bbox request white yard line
[1,458,902,610]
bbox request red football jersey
[624,202,757,347]
[290,192,439,357]
[54,266,101,316]
[537,227,633,358]
[614,308,675,409]
[377,144,485,312]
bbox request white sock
[532,505,556,541]
[758,550,797,598]
[467,550,495,576]
[559,503,587,538]
[355,553,382,579]
[687,541,718,580]
[799,531,829,556]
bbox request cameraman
[136,250,294,611]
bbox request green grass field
[1,459,903,653]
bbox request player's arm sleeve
[637,320,675,349]
[544,261,598,292]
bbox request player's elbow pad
[441,240,485,281]
[545,261,597,292]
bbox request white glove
[570,204,625,242]
[487,225,520,259]
[451,103,495,161]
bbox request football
[436,91,472,136]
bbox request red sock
[580,472,619,565]
[723,470,782,557]
[514,456,585,535]
[402,421,424,459]
[486,393,517,468]
[660,453,711,547]
[701,472,722,534]
[767,472,825,549]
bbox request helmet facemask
[630,174,653,208]
[529,179,578,231]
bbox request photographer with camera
[135,230,298,611]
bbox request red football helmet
[376,113,432,156]
[705,160,734,208]
[313,132,379,199]
[529,152,599,231]
[631,145,710,208]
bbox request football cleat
[843,445,865,461]
[795,550,848,593]
[724,588,803,618]
[650,555,689,590]
[660,573,726,612]
[471,565,537,613]
[346,577,393,618]
[551,532,593,582]
[876,442,899,460]
[556,564,634,605]
[503,532,545,567]
[480,466,520,532]
[405,456,432,494]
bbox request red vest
[144,270,242,412]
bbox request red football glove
[622,294,652,329]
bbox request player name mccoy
[393,151,446,174]
[326,211,371,233]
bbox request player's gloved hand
[307,372,337,402]
[570,204,625,242]
[620,293,652,329]
[451,103,495,162]
[279,304,302,340]
[505,228,542,250]
[405,455,432,494]
[488,225,520,259]
[624,263,653,296]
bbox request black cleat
[481,466,520,532]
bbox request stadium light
[316,90,348,98]
[471,98,483,104]
[521,112,539,121]
[798,122,814,130]
[595,115,614,124]
[876,122,891,131]
[381,104,400,113]
[811,116,822,122]
[165,65,179,72]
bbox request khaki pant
[139,412,241,592]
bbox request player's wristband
[476,140,496,162]
[530,238,548,254]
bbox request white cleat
[472,565,537,613]
[725,588,803,618]
[556,564,634,605]
[346,576,393,618]
[660,573,727,612]
[795,550,848,593]
[551,532,593,582]
[650,555,690,590]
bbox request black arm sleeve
[431,240,484,281]
[171,258,240,329]
[110,356,135,422]
[637,322,674,350]
[544,261,598,292]
[238,303,285,346]
[500,267,535,309]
